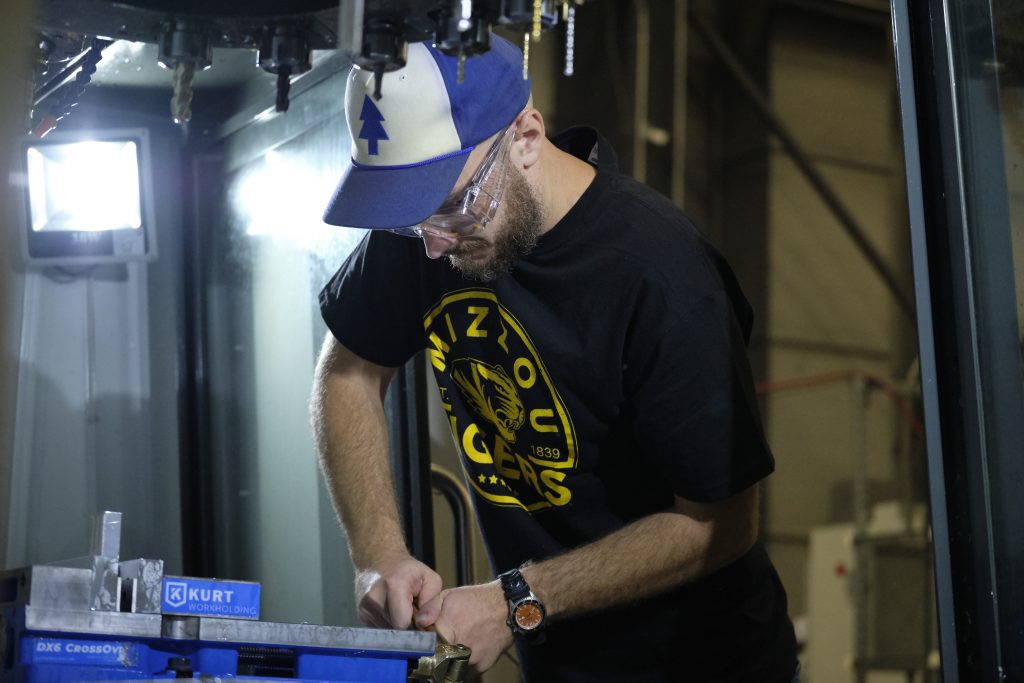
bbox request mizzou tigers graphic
[424,289,578,512]
[451,359,525,444]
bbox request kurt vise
[0,512,469,683]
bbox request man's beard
[446,168,542,282]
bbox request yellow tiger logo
[451,358,526,444]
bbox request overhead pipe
[755,368,924,440]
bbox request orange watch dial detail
[514,601,544,630]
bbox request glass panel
[988,11,1024,678]
[199,91,366,626]
[946,1,1024,677]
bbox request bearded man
[311,34,798,683]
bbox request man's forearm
[310,339,405,569]
[521,486,760,620]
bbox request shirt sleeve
[623,285,774,503]
[318,230,425,367]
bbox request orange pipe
[756,370,925,440]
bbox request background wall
[761,11,928,681]
[194,65,366,626]
[761,5,919,615]
[0,0,33,567]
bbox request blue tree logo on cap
[358,94,388,155]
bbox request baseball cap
[322,34,532,230]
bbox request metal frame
[893,0,1024,679]
[890,3,959,678]
[431,464,474,586]
[179,151,214,579]
[385,357,435,568]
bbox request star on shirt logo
[489,475,499,484]
[478,474,486,484]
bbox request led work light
[19,129,157,265]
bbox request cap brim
[322,151,471,230]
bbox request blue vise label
[161,576,261,619]
[24,638,140,667]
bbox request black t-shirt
[320,127,797,682]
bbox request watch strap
[498,568,531,602]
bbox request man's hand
[416,582,514,674]
[355,550,443,630]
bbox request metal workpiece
[2,514,130,613]
[195,617,436,655]
[409,640,471,683]
[4,561,124,614]
[22,606,163,639]
[118,559,164,614]
[0,566,93,611]
[90,511,123,560]
[44,558,122,611]
[84,511,125,611]
[90,557,121,612]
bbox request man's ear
[512,108,545,169]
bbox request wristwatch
[498,568,546,636]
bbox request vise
[0,512,469,683]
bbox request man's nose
[422,232,458,259]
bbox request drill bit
[522,32,530,80]
[171,62,195,124]
[564,4,576,76]
[276,68,292,112]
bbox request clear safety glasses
[390,123,517,240]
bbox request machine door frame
[893,0,1024,680]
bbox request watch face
[513,600,544,631]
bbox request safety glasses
[390,122,517,240]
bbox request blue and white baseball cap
[322,35,531,230]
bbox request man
[312,34,798,682]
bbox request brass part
[409,635,472,683]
